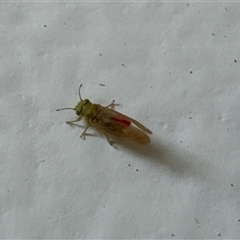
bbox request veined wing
[88,104,151,144]
[99,105,152,133]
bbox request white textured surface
[1,2,240,239]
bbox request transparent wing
[88,105,151,144]
[108,107,152,134]
[114,125,150,144]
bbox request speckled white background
[1,2,240,239]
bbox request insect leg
[80,126,90,139]
[105,100,115,108]
[66,116,82,125]
[103,133,114,146]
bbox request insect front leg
[105,100,115,108]
[66,116,82,125]
[80,126,90,139]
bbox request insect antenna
[78,84,83,100]
[56,107,74,111]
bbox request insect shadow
[116,138,208,180]
[65,122,207,180]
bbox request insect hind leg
[103,133,114,146]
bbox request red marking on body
[111,117,131,127]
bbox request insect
[56,84,152,146]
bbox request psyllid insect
[56,84,152,146]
